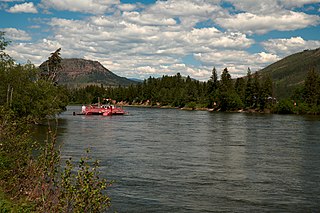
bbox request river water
[57,106,320,212]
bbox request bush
[186,102,196,109]
[0,111,112,212]
[33,125,112,212]
[59,151,112,213]
[275,99,295,114]
[294,102,310,114]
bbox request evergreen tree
[207,67,219,108]
[220,67,232,89]
[219,68,242,110]
[252,72,260,107]
[304,68,319,106]
[245,68,254,108]
[41,48,62,83]
[0,31,13,63]
[259,75,273,109]
[235,77,246,103]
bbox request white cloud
[185,66,211,78]
[5,0,320,80]
[1,28,31,41]
[216,11,320,34]
[6,39,62,64]
[117,3,136,11]
[39,0,120,14]
[182,28,254,50]
[225,0,320,13]
[262,37,320,55]
[146,0,223,28]
[3,10,261,80]
[89,16,117,27]
[194,50,280,77]
[258,52,280,64]
[122,11,177,26]
[225,0,282,14]
[28,25,41,29]
[7,2,37,13]
[148,0,221,17]
[280,0,320,8]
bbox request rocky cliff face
[39,58,136,86]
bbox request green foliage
[0,56,68,122]
[303,68,319,106]
[70,73,208,108]
[259,75,273,110]
[244,68,255,108]
[59,151,112,213]
[69,67,278,112]
[0,117,112,212]
[0,106,38,199]
[275,99,295,114]
[220,67,232,90]
[287,68,320,114]
[40,48,62,83]
[0,34,111,212]
[257,48,320,99]
[294,102,310,114]
[218,68,243,111]
[207,67,219,107]
[0,32,13,63]
[235,77,245,103]
[185,101,197,109]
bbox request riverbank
[121,103,273,113]
[119,101,320,115]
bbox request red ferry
[75,103,126,116]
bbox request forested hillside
[257,48,320,99]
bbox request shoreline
[120,104,273,114]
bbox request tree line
[70,68,274,112]
[70,66,320,114]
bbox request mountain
[39,58,136,87]
[128,78,144,83]
[256,48,320,99]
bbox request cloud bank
[3,0,320,80]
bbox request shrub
[275,99,295,114]
[59,151,112,213]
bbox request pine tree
[207,67,219,108]
[235,77,246,103]
[304,68,319,106]
[245,68,254,108]
[252,72,260,107]
[219,68,242,110]
[259,75,273,109]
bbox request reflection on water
[56,106,320,212]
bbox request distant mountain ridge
[256,48,320,99]
[39,58,136,87]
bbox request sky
[0,0,319,81]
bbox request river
[56,106,320,212]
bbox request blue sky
[0,0,319,80]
